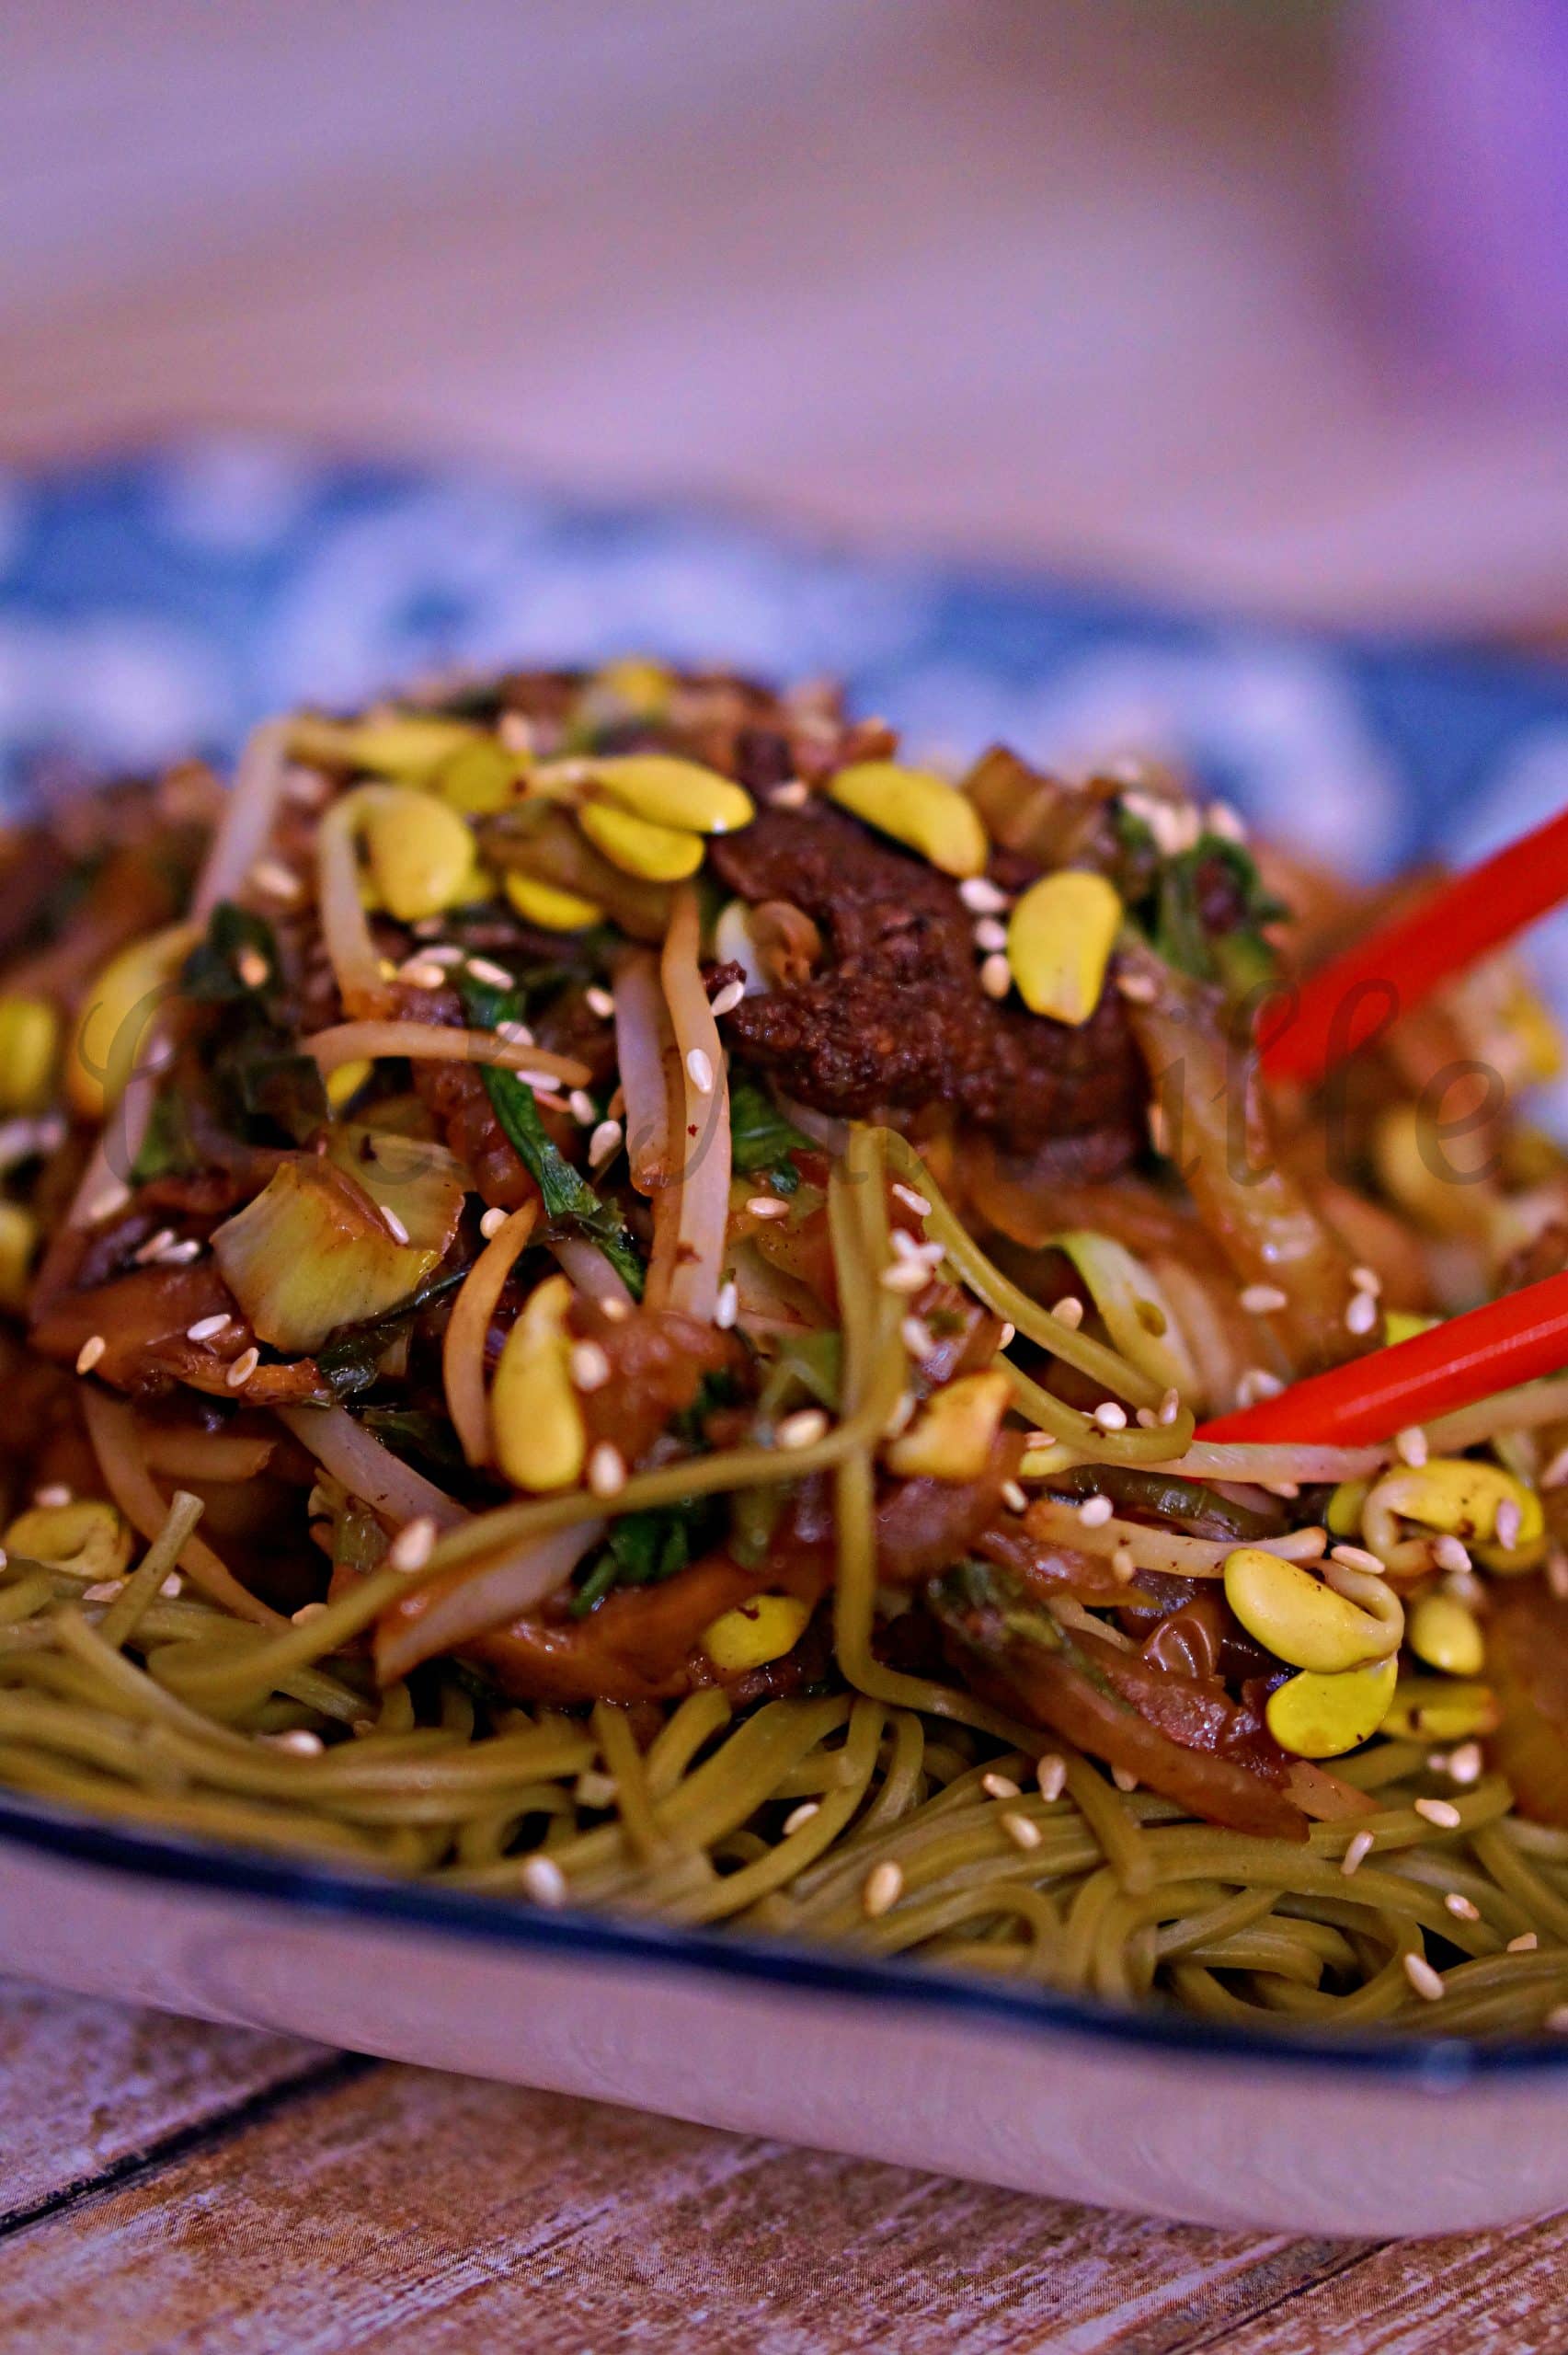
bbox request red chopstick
[1196,1267,1568,1446]
[1261,803,1568,1090]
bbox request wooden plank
[0,1975,331,2225]
[0,2062,1360,2355]
[1201,2211,1568,2355]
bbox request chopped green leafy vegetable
[570,1496,715,1617]
[129,1086,199,1184]
[460,978,644,1297]
[315,1266,467,1397]
[728,1073,809,1194]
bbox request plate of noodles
[5,657,1568,2234]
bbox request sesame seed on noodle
[862,1860,904,1917]
[1341,1830,1374,1876]
[981,1772,1021,1800]
[1447,1742,1483,1786]
[1444,1892,1480,1922]
[1001,1811,1042,1850]
[1509,1932,1539,1953]
[388,1516,438,1573]
[891,1184,933,1216]
[1049,1296,1084,1330]
[777,1408,830,1452]
[1036,1754,1067,1803]
[521,1855,568,1908]
[1093,1401,1127,1432]
[1404,1954,1445,2003]
[1077,1495,1114,1529]
[1414,1797,1462,1829]
[74,1335,107,1375]
[479,1205,509,1240]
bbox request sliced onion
[276,1403,467,1530]
[550,1235,636,1315]
[659,884,729,1324]
[84,1387,282,1626]
[315,786,392,1018]
[373,1520,604,1683]
[193,719,292,920]
[303,1020,590,1090]
[442,1202,537,1465]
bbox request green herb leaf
[728,1074,809,1192]
[569,1496,716,1616]
[181,902,279,1003]
[129,1087,199,1183]
[315,1266,467,1397]
[461,979,644,1297]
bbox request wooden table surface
[0,1972,1565,2353]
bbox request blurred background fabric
[5,0,1568,633]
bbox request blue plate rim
[1,1786,1563,2090]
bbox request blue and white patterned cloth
[3,432,1567,920]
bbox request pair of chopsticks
[1198,802,1568,1445]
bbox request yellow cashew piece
[886,1371,1012,1485]
[1266,1656,1398,1759]
[490,1273,587,1492]
[826,762,988,879]
[1006,870,1124,1026]
[1223,1545,1400,1674]
[703,1592,812,1674]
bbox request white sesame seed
[567,1088,598,1127]
[1078,1495,1115,1529]
[1495,1498,1523,1552]
[132,1227,177,1266]
[186,1314,231,1343]
[570,1341,612,1393]
[1237,1367,1284,1407]
[1001,1810,1042,1850]
[82,1580,126,1603]
[1341,1830,1374,1876]
[1147,1104,1170,1156]
[225,1347,260,1390]
[601,1296,630,1322]
[958,877,1009,914]
[891,1184,932,1216]
[411,916,444,938]
[574,1769,619,1810]
[999,1322,1015,1349]
[380,1206,411,1246]
[979,954,1012,1001]
[291,1603,328,1626]
[1001,1479,1028,1514]
[159,1572,182,1599]
[1395,1425,1428,1468]
[1330,1543,1385,1575]
[1049,1296,1084,1330]
[709,978,746,1019]
[496,1019,535,1049]
[1111,1765,1139,1793]
[1345,1290,1379,1337]
[777,1407,830,1452]
[74,1334,107,1375]
[972,916,1009,955]
[1206,799,1246,844]
[878,1258,931,1294]
[900,1316,935,1360]
[465,957,514,989]
[1158,1387,1181,1426]
[260,1729,325,1756]
[782,1800,820,1836]
[1116,970,1157,1005]
[85,1181,132,1223]
[1239,1283,1288,1315]
[1093,1401,1128,1432]
[1448,1741,1483,1786]
[1136,1407,1158,1429]
[1444,1891,1481,1922]
[1432,1534,1471,1575]
[585,985,616,1021]
[863,1860,905,1917]
[1509,1932,1539,1953]
[521,1855,568,1908]
[157,1238,202,1265]
[1414,1797,1462,1830]
[399,959,447,990]
[235,947,270,990]
[33,1483,72,1510]
[981,1771,1022,1800]
[389,1515,437,1573]
[1036,1753,1068,1803]
[249,857,301,902]
[882,1390,917,1438]
[283,764,332,808]
[1403,1952,1445,2003]
[715,1279,738,1331]
[588,1118,624,1170]
[479,1204,509,1240]
[747,1195,789,1221]
[420,943,465,967]
[768,780,809,810]
[1111,1546,1137,1584]
[1350,1264,1383,1297]
[588,1442,627,1498]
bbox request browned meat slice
[709,803,1143,1173]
